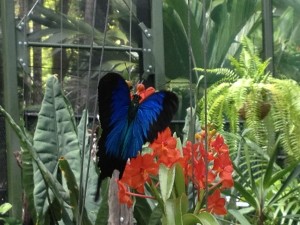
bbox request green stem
[148,182,165,215]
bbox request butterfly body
[95,73,178,200]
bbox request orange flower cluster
[182,130,234,214]
[118,127,234,214]
[118,84,233,213]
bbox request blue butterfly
[95,73,178,200]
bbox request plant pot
[239,101,271,120]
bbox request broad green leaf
[58,158,92,225]
[182,212,219,225]
[32,75,81,223]
[174,163,186,197]
[163,199,177,225]
[159,164,176,203]
[162,195,189,225]
[178,194,189,217]
[196,212,220,225]
[174,195,188,225]
[0,105,69,224]
[0,203,12,215]
[228,209,251,225]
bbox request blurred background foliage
[1,0,299,114]
[1,0,300,224]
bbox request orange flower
[219,165,234,189]
[117,180,133,207]
[213,152,232,172]
[136,83,156,102]
[149,127,176,153]
[207,189,227,215]
[193,157,216,189]
[157,146,182,168]
[121,153,158,193]
[210,134,229,154]
[149,127,181,167]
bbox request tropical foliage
[228,130,300,224]
[2,0,300,224]
[0,76,109,225]
[197,38,300,161]
[0,203,22,225]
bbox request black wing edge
[146,91,179,142]
[98,72,128,131]
[94,134,127,201]
[95,72,129,201]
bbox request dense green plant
[197,38,300,160]
[0,76,109,225]
[163,0,259,80]
[227,130,300,225]
[0,203,22,225]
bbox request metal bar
[0,0,22,219]
[151,0,165,88]
[262,0,274,75]
[26,41,143,52]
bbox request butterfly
[95,72,178,200]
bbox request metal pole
[262,0,274,75]
[152,0,165,88]
[0,0,22,219]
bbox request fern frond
[195,67,239,83]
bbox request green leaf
[32,75,81,223]
[163,199,177,225]
[0,203,12,215]
[0,105,69,224]
[228,209,251,225]
[20,135,36,223]
[268,163,297,186]
[178,194,188,215]
[196,212,220,225]
[269,165,300,205]
[95,178,110,224]
[174,194,189,225]
[0,217,22,225]
[58,158,92,225]
[263,138,280,188]
[174,163,186,197]
[148,205,163,225]
[159,164,175,203]
[77,110,100,223]
[182,212,219,225]
[234,182,257,208]
[134,197,152,225]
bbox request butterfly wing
[120,91,179,159]
[96,73,130,200]
[96,73,178,201]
